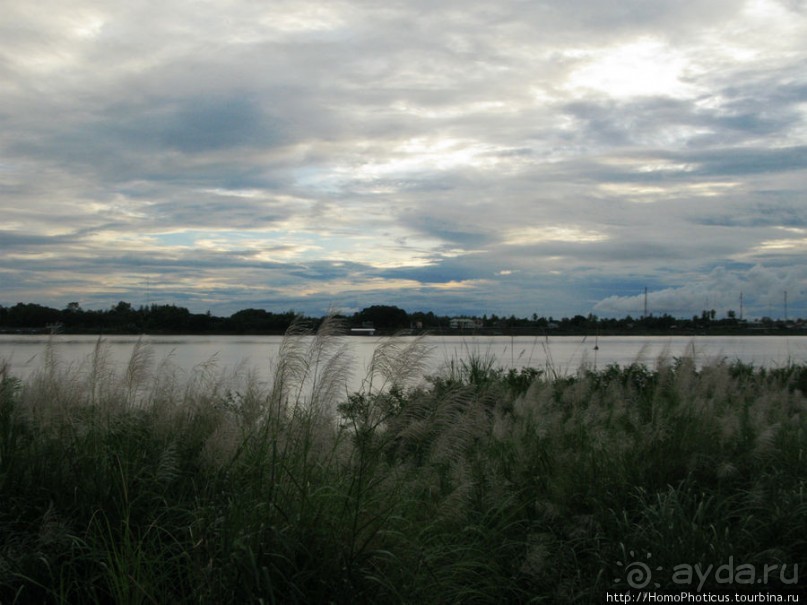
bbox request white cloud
[504,226,610,246]
[0,0,805,317]
[565,38,696,100]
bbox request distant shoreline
[2,326,806,337]
[2,301,805,337]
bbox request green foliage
[352,305,409,331]
[0,341,805,603]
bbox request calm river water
[2,334,807,393]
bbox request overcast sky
[2,0,806,319]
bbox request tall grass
[1,329,805,603]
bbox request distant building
[450,317,483,330]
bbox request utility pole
[739,291,743,321]
[784,290,788,322]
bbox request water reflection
[2,334,806,393]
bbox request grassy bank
[1,318,805,603]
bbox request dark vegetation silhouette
[0,301,803,335]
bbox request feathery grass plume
[268,314,314,415]
[519,532,552,578]
[42,334,58,380]
[338,335,433,455]
[388,374,474,470]
[192,364,266,468]
[305,313,353,416]
[429,395,489,468]
[433,458,473,524]
[22,337,60,425]
[84,336,112,406]
[225,366,267,429]
[182,353,227,410]
[715,460,739,480]
[270,316,340,416]
[364,333,432,395]
[165,356,251,473]
[124,336,154,407]
[264,314,354,479]
[144,354,185,431]
[154,440,180,487]
[0,358,21,435]
[20,339,92,434]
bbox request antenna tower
[643,287,648,318]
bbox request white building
[449,317,483,330]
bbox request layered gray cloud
[1,0,805,318]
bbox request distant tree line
[0,301,803,335]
